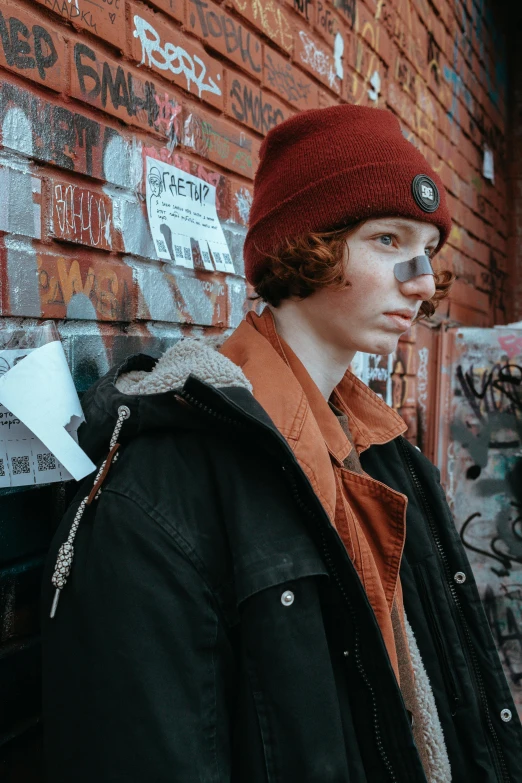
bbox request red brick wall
[0,0,512,777]
[0,0,510,335]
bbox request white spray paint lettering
[298,30,337,89]
[201,280,225,295]
[133,16,222,100]
[54,184,112,248]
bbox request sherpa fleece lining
[395,607,452,782]
[115,337,252,395]
[115,336,451,782]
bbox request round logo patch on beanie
[412,175,440,213]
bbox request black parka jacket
[42,353,522,783]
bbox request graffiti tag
[457,362,522,420]
[188,0,261,75]
[298,30,338,89]
[53,183,112,250]
[333,0,356,26]
[74,43,181,135]
[133,15,222,100]
[229,79,285,134]
[0,10,58,80]
[264,52,312,105]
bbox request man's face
[296,217,440,356]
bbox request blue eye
[379,234,393,246]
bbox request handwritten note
[146,157,234,273]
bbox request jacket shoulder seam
[101,486,220,603]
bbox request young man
[42,106,522,782]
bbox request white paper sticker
[483,146,495,184]
[0,343,96,485]
[368,71,381,102]
[146,158,234,273]
[334,32,344,80]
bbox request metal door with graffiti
[437,327,522,717]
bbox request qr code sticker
[37,452,57,472]
[156,240,167,253]
[12,455,30,475]
[175,245,183,258]
[214,252,222,264]
[0,458,4,477]
[183,247,192,261]
[223,253,232,265]
[201,251,210,264]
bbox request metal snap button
[454,571,467,584]
[501,709,512,722]
[281,590,294,607]
[343,650,349,657]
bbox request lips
[383,309,416,319]
[383,310,415,331]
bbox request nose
[399,273,436,302]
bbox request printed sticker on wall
[146,157,234,273]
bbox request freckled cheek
[347,263,393,302]
[319,257,394,320]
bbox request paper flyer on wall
[0,343,95,488]
[146,157,235,274]
[350,352,393,406]
[0,348,72,487]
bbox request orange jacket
[221,308,409,679]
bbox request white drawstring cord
[50,405,131,618]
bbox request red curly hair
[253,223,454,319]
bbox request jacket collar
[220,309,407,523]
[221,308,407,465]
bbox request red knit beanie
[244,105,452,285]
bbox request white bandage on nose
[394,255,434,282]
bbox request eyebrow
[370,218,440,245]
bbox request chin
[354,334,400,356]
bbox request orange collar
[220,309,406,522]
[222,308,406,460]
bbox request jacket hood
[78,337,254,465]
[115,336,252,396]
